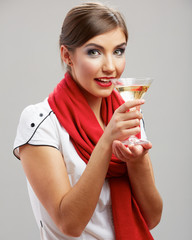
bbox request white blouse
[13,98,146,240]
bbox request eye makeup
[87,49,101,57]
[84,42,126,58]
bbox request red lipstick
[94,77,114,87]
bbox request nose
[102,55,115,74]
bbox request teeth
[97,78,110,82]
[101,79,109,82]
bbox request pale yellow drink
[112,78,153,145]
[115,85,150,101]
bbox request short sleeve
[13,99,60,159]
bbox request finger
[128,144,144,156]
[113,140,133,159]
[122,126,141,139]
[112,141,126,159]
[116,99,145,113]
[120,120,140,133]
[141,141,152,150]
[120,110,143,121]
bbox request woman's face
[68,27,126,99]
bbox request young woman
[13,2,162,240]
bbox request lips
[94,77,114,87]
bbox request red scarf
[48,72,153,240]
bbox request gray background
[1,0,191,239]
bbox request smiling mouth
[94,78,114,83]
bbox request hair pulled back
[59,2,128,51]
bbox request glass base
[122,136,150,146]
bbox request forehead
[83,28,126,47]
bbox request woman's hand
[106,101,162,229]
[112,140,163,229]
[112,140,152,163]
[103,99,145,144]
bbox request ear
[60,45,73,66]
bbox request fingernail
[140,99,145,103]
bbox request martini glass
[112,78,153,145]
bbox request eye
[87,49,101,57]
[114,48,125,56]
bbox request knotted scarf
[48,72,153,240]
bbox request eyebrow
[84,42,127,50]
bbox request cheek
[117,59,126,74]
[78,59,100,76]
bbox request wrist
[126,153,150,170]
[100,129,114,148]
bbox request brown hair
[59,2,128,51]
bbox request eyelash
[87,48,125,57]
[87,49,101,57]
[114,48,125,56]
